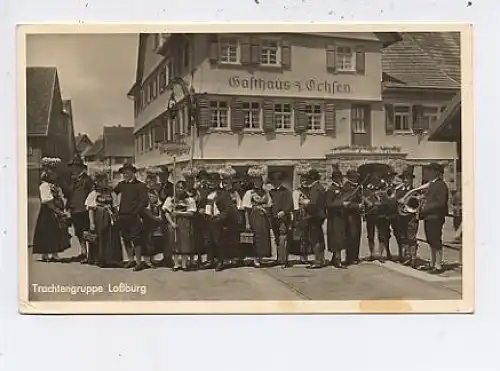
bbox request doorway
[351,104,372,147]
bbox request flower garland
[40,157,61,168]
[247,165,265,177]
[218,165,236,178]
[332,145,402,153]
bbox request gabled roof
[26,67,58,136]
[75,133,93,153]
[102,126,134,157]
[428,92,461,142]
[382,32,461,89]
[83,126,134,158]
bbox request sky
[26,34,138,140]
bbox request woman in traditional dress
[242,166,272,267]
[182,166,203,268]
[162,180,197,271]
[33,158,71,262]
[229,172,248,266]
[84,170,123,267]
[290,165,313,264]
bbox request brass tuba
[397,182,430,216]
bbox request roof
[83,126,134,158]
[382,32,461,89]
[103,126,135,157]
[428,92,461,142]
[26,67,58,135]
[75,133,93,153]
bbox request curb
[369,260,462,283]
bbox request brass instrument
[397,182,430,216]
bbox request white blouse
[204,191,221,216]
[39,181,63,204]
[162,197,196,214]
[84,190,119,210]
[242,189,272,209]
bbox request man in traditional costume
[342,169,363,266]
[305,169,326,269]
[326,164,346,268]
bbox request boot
[308,243,324,269]
[367,240,375,261]
[409,245,417,269]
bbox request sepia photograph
[18,24,473,314]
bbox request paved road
[27,198,462,302]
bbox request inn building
[128,32,460,189]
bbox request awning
[428,91,461,142]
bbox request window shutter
[385,104,395,134]
[326,44,336,72]
[240,37,251,64]
[412,105,425,131]
[281,40,291,68]
[230,99,244,132]
[294,101,307,134]
[324,103,336,136]
[355,46,366,74]
[262,101,275,133]
[250,38,261,64]
[208,35,219,63]
[197,96,211,131]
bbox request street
[27,199,462,302]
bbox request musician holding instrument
[291,171,312,264]
[342,169,364,266]
[418,162,449,274]
[326,164,346,268]
[376,170,400,262]
[363,173,384,261]
[393,166,419,267]
[305,169,327,269]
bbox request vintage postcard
[18,23,473,314]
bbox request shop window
[305,103,323,132]
[260,39,281,66]
[336,46,356,72]
[394,105,411,132]
[274,103,293,131]
[242,102,261,130]
[219,37,239,64]
[209,101,230,129]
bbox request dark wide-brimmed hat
[68,157,87,168]
[399,165,415,179]
[269,171,285,181]
[159,165,170,173]
[197,169,209,179]
[119,163,137,173]
[307,169,321,182]
[427,162,444,174]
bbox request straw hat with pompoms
[40,157,62,169]
[181,166,200,179]
[247,165,265,178]
[295,162,312,176]
[219,165,236,179]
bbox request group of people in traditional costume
[32,156,451,274]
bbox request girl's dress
[162,196,197,255]
[33,181,71,255]
[142,202,164,257]
[242,188,272,258]
[85,188,123,266]
[289,189,313,256]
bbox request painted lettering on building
[228,76,351,94]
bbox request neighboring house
[128,32,459,188]
[75,133,94,156]
[381,31,461,186]
[82,125,134,180]
[26,66,76,196]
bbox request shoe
[80,258,89,264]
[429,267,445,275]
[145,261,156,269]
[307,263,323,269]
[215,262,224,272]
[172,267,181,272]
[333,261,347,269]
[124,261,136,269]
[133,262,146,272]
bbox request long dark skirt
[289,212,312,256]
[208,220,240,260]
[235,210,254,258]
[193,214,208,254]
[168,215,196,254]
[248,207,272,258]
[327,213,345,254]
[33,204,70,255]
[89,207,123,265]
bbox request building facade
[26,67,77,196]
[129,32,458,188]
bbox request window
[305,104,323,131]
[336,46,355,72]
[219,37,239,64]
[151,79,158,100]
[260,39,281,66]
[158,65,167,92]
[394,105,411,132]
[352,106,367,134]
[242,102,261,130]
[421,106,441,129]
[274,103,293,131]
[210,101,229,129]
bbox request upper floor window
[243,102,261,130]
[260,39,281,66]
[305,104,323,132]
[219,37,239,64]
[394,105,411,132]
[274,103,293,131]
[336,46,355,72]
[421,106,441,128]
[210,101,229,129]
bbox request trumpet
[397,182,430,216]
